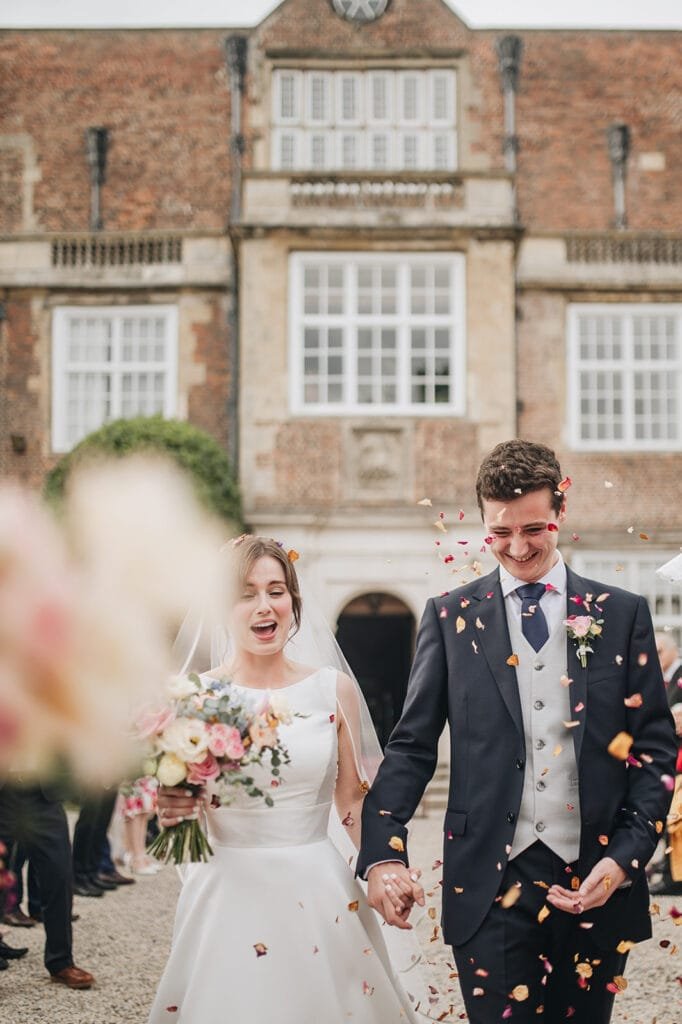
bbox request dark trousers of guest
[0,786,73,974]
[452,842,628,1024]
[10,844,42,918]
[72,790,117,881]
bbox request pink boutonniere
[564,613,604,668]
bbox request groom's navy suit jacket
[357,565,677,949]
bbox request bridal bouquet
[138,674,292,864]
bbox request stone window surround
[566,302,682,453]
[288,250,466,416]
[51,304,178,454]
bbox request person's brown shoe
[50,965,95,990]
[2,909,36,928]
[96,869,135,886]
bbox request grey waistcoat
[506,607,581,865]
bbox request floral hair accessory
[564,612,603,668]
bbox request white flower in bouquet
[156,752,189,787]
[268,692,293,725]
[166,674,200,701]
[158,717,210,764]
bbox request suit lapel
[565,567,589,764]
[471,570,525,741]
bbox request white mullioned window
[271,68,457,172]
[289,252,466,415]
[571,552,682,642]
[567,304,682,451]
[51,305,178,453]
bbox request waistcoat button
[534,699,545,711]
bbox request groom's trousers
[451,842,628,1024]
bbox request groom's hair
[476,439,564,516]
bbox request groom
[358,439,677,1023]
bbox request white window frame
[271,67,458,172]
[567,303,682,452]
[289,252,466,417]
[571,550,682,641]
[273,69,302,124]
[51,305,178,454]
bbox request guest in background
[119,776,160,875]
[0,785,94,989]
[650,632,682,895]
[72,789,134,897]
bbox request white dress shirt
[499,552,567,636]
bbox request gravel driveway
[0,814,679,1023]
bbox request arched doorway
[336,593,415,748]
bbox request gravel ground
[0,814,680,1024]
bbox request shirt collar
[499,551,567,599]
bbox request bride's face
[229,555,294,656]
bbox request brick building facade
[1,0,681,738]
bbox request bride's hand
[157,785,202,827]
[367,863,425,930]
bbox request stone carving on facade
[330,0,390,24]
[346,425,409,502]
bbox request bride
[148,536,428,1023]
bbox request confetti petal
[388,836,405,853]
[558,476,573,493]
[456,616,466,634]
[348,900,359,912]
[253,943,268,957]
[511,984,529,1001]
[418,498,433,507]
[501,885,522,909]
[608,732,633,760]
[507,654,519,667]
[624,693,643,708]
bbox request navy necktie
[516,582,549,652]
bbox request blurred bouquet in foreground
[139,674,291,863]
[0,456,223,786]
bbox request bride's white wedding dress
[148,667,421,1023]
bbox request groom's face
[482,487,566,583]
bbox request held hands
[157,785,203,827]
[366,862,425,930]
[546,856,627,915]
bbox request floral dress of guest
[119,776,160,875]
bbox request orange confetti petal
[512,985,529,1001]
[388,836,405,853]
[348,900,359,912]
[287,549,300,563]
[538,905,550,923]
[501,884,522,909]
[608,732,633,760]
[507,654,519,667]
[598,834,609,846]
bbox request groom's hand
[157,785,202,827]
[367,863,425,930]
[546,856,627,914]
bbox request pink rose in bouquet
[207,723,245,760]
[187,753,221,785]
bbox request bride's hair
[225,535,302,633]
